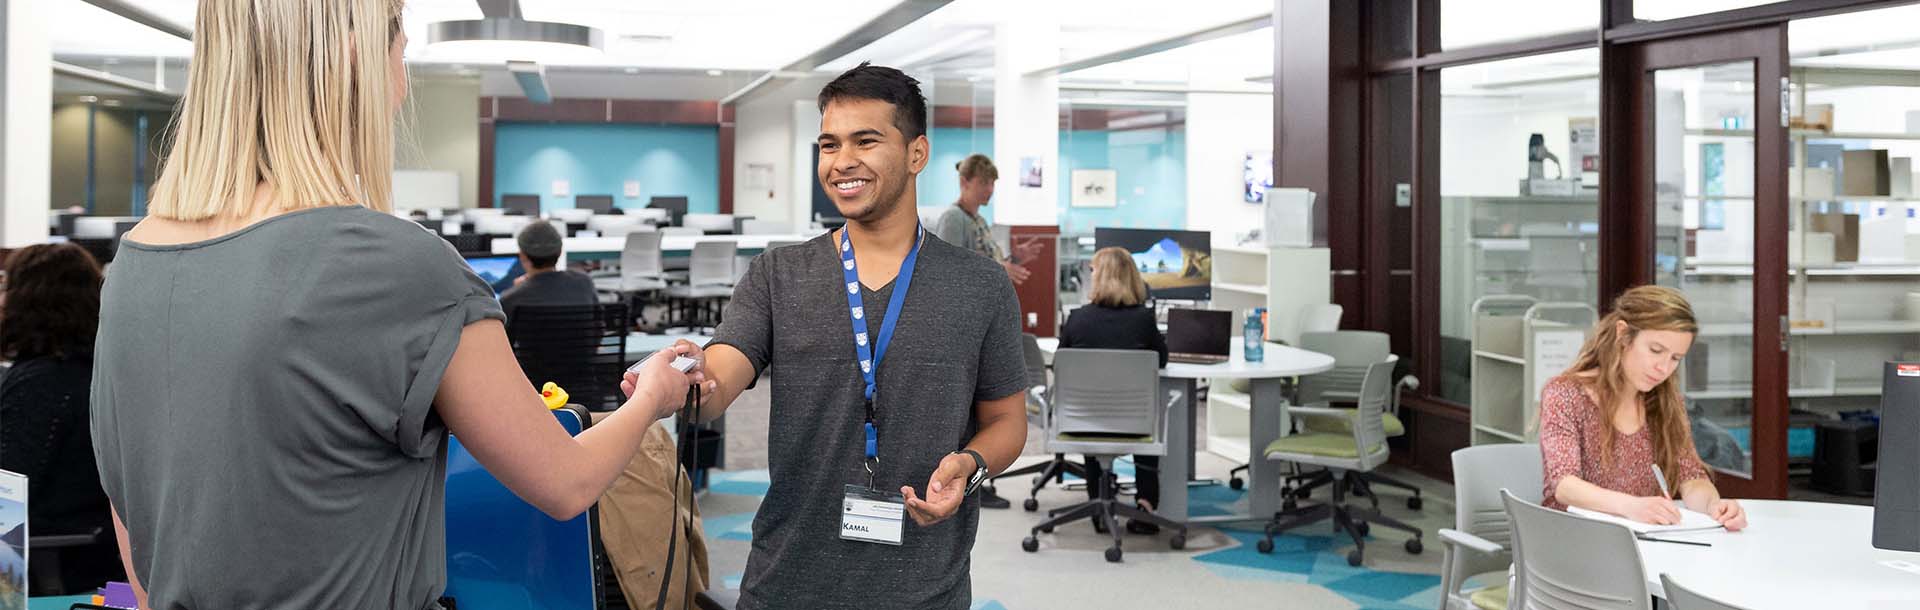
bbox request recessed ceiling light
[79,96,99,103]
[706,69,723,76]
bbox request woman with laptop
[1536,285,1747,531]
[1059,247,1171,534]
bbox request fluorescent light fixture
[507,60,552,103]
[707,69,724,76]
[79,95,100,103]
[102,99,123,107]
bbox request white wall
[729,75,832,229]
[3,0,51,246]
[1185,92,1272,239]
[400,77,481,207]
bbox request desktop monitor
[649,196,690,226]
[1875,361,1920,552]
[575,195,615,214]
[1094,227,1213,301]
[463,255,524,295]
[501,194,541,216]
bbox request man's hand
[1012,238,1044,263]
[902,452,973,526]
[1001,260,1031,285]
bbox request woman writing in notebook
[1537,285,1748,531]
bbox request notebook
[1569,504,1726,534]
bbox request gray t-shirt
[91,206,504,610]
[712,230,1026,610]
[497,269,597,323]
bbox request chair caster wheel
[1229,477,1244,491]
[1022,536,1038,553]
[1282,499,1298,512]
[1355,522,1371,537]
[1039,524,1054,534]
[1170,534,1186,550]
[1347,550,1364,566]
[1406,538,1423,555]
[1024,498,1039,512]
[1105,547,1123,563]
[1351,487,1367,498]
[1408,496,1424,511]
[1256,538,1274,554]
[1297,489,1311,500]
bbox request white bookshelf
[1470,298,1596,446]
[1201,244,1331,461]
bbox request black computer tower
[1873,362,1920,552]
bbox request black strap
[656,384,701,610]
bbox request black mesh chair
[507,303,631,411]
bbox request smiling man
[646,63,1028,609]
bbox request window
[1442,0,1597,49]
[1438,49,1602,443]
[1635,1,1790,22]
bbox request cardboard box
[1843,149,1892,197]
[1791,167,1837,200]
[1893,158,1914,198]
[1789,230,1837,266]
[1809,213,1860,262]
[1793,103,1835,132]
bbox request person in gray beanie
[499,220,598,324]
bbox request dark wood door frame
[1606,25,1791,499]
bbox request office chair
[588,215,645,237]
[1020,348,1187,563]
[1257,359,1423,567]
[1502,490,1651,610]
[505,304,631,411]
[442,233,491,257]
[989,334,1090,512]
[1660,574,1748,610]
[1437,444,1543,610]
[1275,331,1424,513]
[594,231,670,329]
[664,241,737,332]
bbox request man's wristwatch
[957,449,990,496]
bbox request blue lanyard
[840,224,923,462]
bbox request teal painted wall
[493,122,720,214]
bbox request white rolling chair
[594,231,671,327]
[587,215,642,237]
[628,208,671,227]
[1257,359,1423,567]
[659,227,704,238]
[1282,331,1423,511]
[549,208,595,224]
[988,334,1090,512]
[1437,444,1542,610]
[1659,574,1747,610]
[1301,303,1345,334]
[1502,490,1651,610]
[664,241,737,332]
[1020,348,1188,563]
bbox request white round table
[1639,500,1920,608]
[1038,339,1335,523]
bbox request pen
[1637,535,1712,547]
[1652,464,1671,499]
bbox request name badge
[841,484,906,546]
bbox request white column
[1,0,51,246]
[989,15,1059,227]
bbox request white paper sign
[624,180,641,199]
[552,180,571,197]
[1529,328,1585,434]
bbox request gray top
[498,269,597,323]
[934,204,1002,261]
[712,230,1026,610]
[91,206,504,610]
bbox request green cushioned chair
[1468,583,1509,610]
[1273,331,1424,514]
[1256,359,1422,567]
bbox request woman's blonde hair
[1562,285,1702,495]
[1089,247,1148,308]
[957,154,998,182]
[148,0,405,220]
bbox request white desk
[491,233,815,258]
[1638,500,1920,608]
[1037,339,1335,524]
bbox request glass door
[1617,26,1790,498]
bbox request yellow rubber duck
[540,382,570,410]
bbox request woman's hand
[1708,498,1747,531]
[1616,495,1683,525]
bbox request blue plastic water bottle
[1244,308,1265,363]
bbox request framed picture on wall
[1244,151,1274,203]
[1020,157,1044,188]
[1071,169,1117,208]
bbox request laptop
[1166,308,1232,364]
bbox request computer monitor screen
[463,255,523,295]
[1094,227,1213,301]
[649,196,690,226]
[1166,308,1232,356]
[501,194,541,216]
[575,195,615,214]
